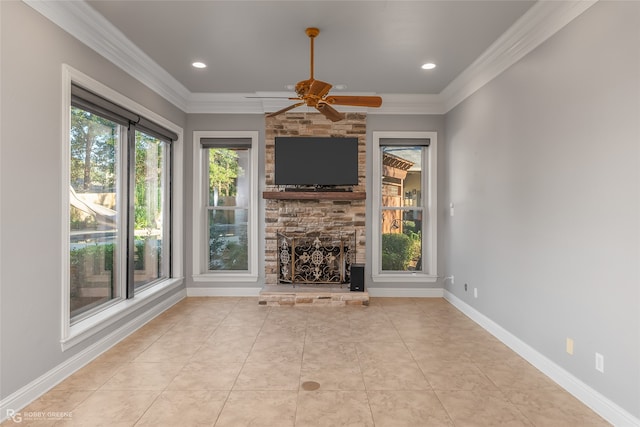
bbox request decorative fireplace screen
[278,232,355,285]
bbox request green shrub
[70,240,157,274]
[70,243,114,272]
[209,223,248,270]
[382,233,413,270]
[403,220,417,234]
[404,230,422,261]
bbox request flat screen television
[274,137,359,187]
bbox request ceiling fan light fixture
[192,61,207,69]
[421,62,436,70]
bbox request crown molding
[370,94,446,115]
[186,92,445,115]
[440,0,598,113]
[24,0,597,116]
[187,93,268,114]
[23,0,191,111]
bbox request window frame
[372,131,438,283]
[192,131,259,283]
[61,65,183,351]
[128,127,172,294]
[68,109,126,324]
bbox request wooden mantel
[262,191,366,201]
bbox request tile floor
[4,297,609,426]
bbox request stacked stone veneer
[264,112,367,286]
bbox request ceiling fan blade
[245,96,297,99]
[324,95,382,108]
[266,102,304,118]
[308,80,332,98]
[316,102,345,122]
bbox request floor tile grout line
[388,298,434,390]
[45,386,100,424]
[293,311,308,427]
[202,299,254,426]
[497,387,539,427]
[131,389,164,426]
[210,390,232,427]
[147,299,263,426]
[16,297,609,426]
[358,300,390,426]
[430,389,458,426]
[213,300,271,426]
[386,298,460,426]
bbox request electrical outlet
[595,353,604,373]
[464,283,468,291]
[566,338,574,355]
[473,287,478,298]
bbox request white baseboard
[443,290,640,427]
[0,289,186,423]
[366,287,444,297]
[187,287,262,297]
[187,286,444,298]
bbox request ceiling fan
[266,27,382,122]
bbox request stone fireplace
[261,112,368,305]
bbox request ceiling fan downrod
[306,27,319,81]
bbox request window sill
[192,273,259,283]
[61,278,183,351]
[372,273,439,283]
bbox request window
[207,147,250,271]
[63,66,182,348]
[372,132,438,282]
[131,130,170,291]
[69,107,122,318]
[192,132,259,282]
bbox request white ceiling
[26,0,597,113]
[87,0,535,95]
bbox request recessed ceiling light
[192,61,207,69]
[334,84,347,90]
[421,63,436,70]
[285,84,295,90]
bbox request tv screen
[274,137,359,186]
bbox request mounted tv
[274,137,359,187]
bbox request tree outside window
[208,148,249,271]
